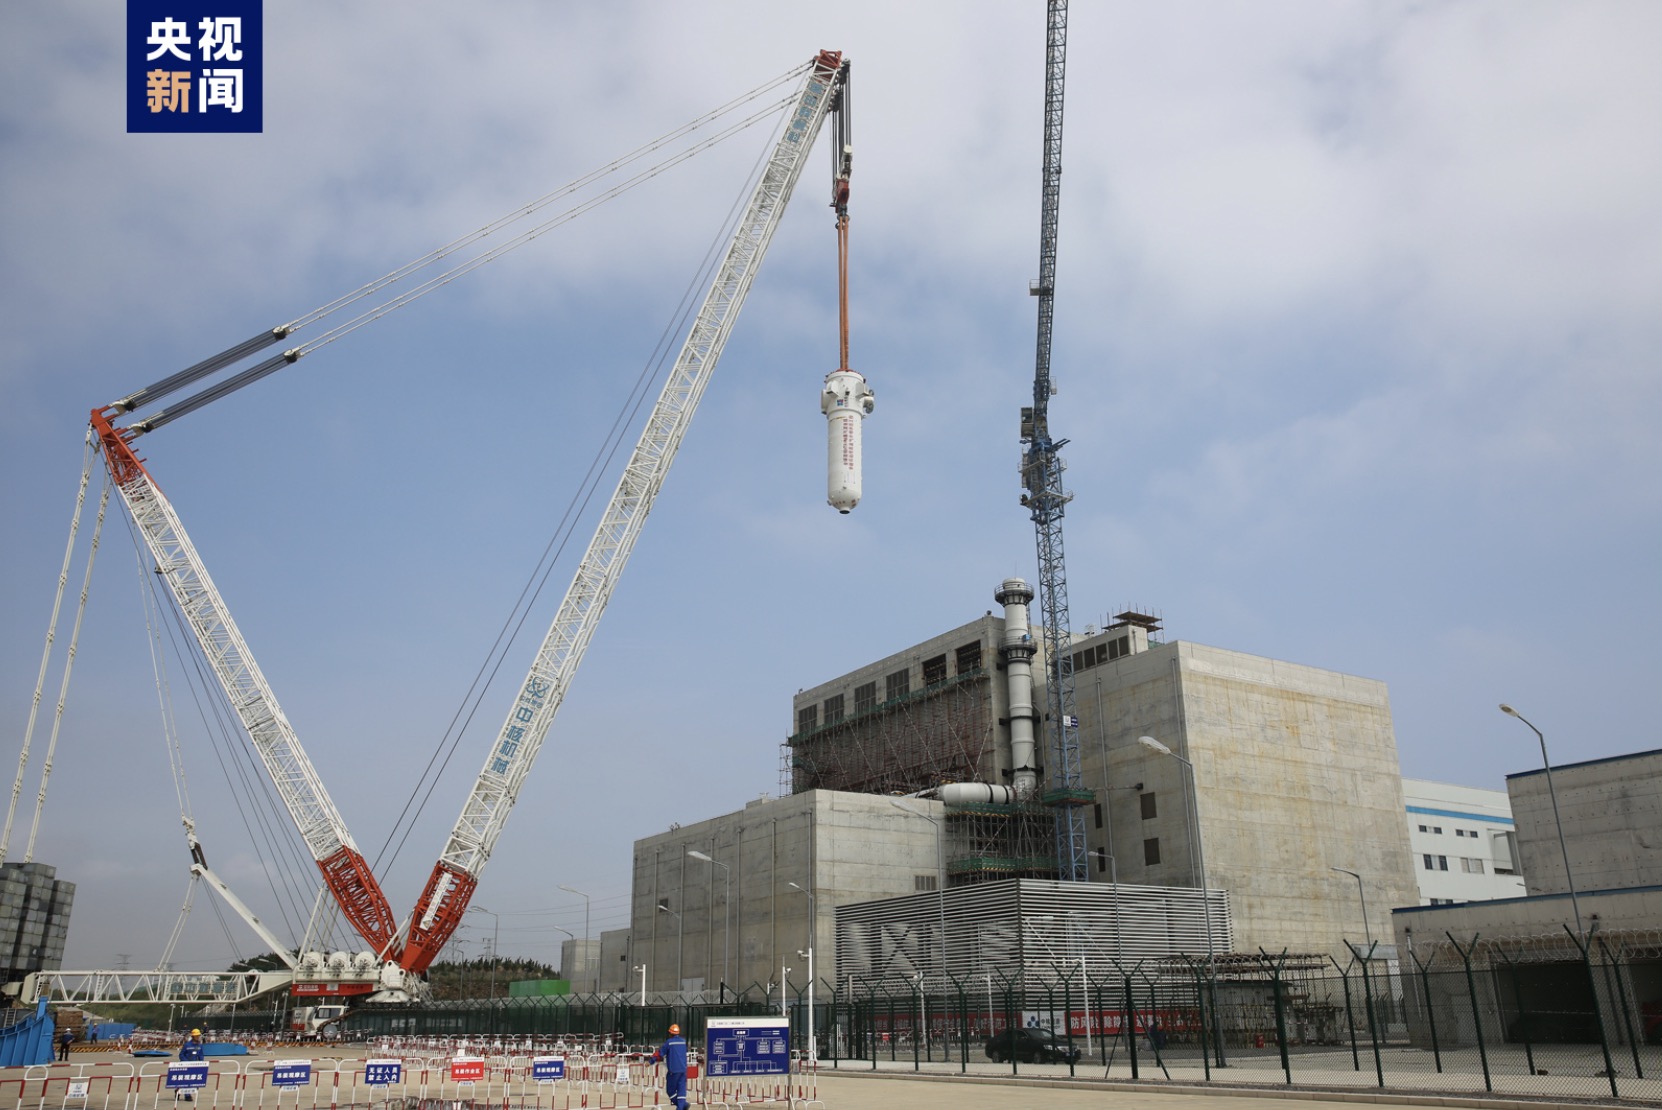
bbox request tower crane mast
[1019,0,1089,882]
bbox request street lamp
[633,963,647,1006]
[553,925,575,980]
[658,902,683,989]
[558,885,593,992]
[788,881,817,1068]
[1139,735,1226,1066]
[470,905,501,1000]
[687,850,731,998]
[1330,867,1371,947]
[1499,703,1583,934]
[888,798,949,977]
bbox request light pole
[658,902,683,989]
[1139,735,1226,1066]
[557,885,593,992]
[634,963,647,1006]
[1499,704,1583,935]
[888,798,948,977]
[687,850,731,997]
[470,906,501,1000]
[553,925,575,980]
[788,881,817,1068]
[1330,867,1371,947]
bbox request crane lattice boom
[397,51,850,972]
[89,409,400,952]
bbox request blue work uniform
[654,1033,688,1110]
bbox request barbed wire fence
[257,925,1662,1103]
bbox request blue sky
[3,2,1660,975]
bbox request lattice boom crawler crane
[85,49,856,1002]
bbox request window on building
[1143,838,1161,866]
[823,693,845,725]
[922,654,948,684]
[1095,850,1107,874]
[1140,792,1157,820]
[854,681,877,714]
[1093,803,1103,829]
[1432,826,1443,834]
[1418,824,1428,832]
[797,704,817,733]
[1462,858,1485,874]
[1437,855,1449,871]
[955,642,982,674]
[885,668,910,701]
[1455,829,1467,837]
[1423,854,1434,870]
[914,874,938,892]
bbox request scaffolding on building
[783,669,996,797]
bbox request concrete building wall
[1079,640,1419,959]
[1508,749,1662,896]
[1402,778,1526,904]
[596,927,632,994]
[631,791,936,993]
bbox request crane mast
[1019,0,1089,882]
[87,409,401,952]
[397,50,852,973]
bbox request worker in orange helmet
[653,1022,688,1110]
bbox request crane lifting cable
[369,139,772,882]
[108,63,811,433]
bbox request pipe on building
[931,782,1018,805]
[995,577,1040,797]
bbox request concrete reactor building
[628,579,1421,994]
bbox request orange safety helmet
[669,1024,680,1035]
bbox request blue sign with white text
[167,1062,209,1090]
[704,1018,790,1077]
[364,1060,403,1086]
[531,1056,566,1081]
[271,1061,312,1088]
[127,0,263,133]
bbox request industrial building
[626,582,1422,994]
[1392,748,1662,1047]
[1402,778,1526,904]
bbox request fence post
[1596,935,1643,1080]
[1353,940,1385,1087]
[1407,944,1443,1073]
[1258,949,1292,1086]
[1191,962,1211,1082]
[1123,974,1138,1080]
[1565,925,1619,1099]
[1328,955,1360,1072]
[1446,932,1492,1093]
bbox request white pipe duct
[995,577,1040,796]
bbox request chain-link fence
[316,926,1661,1103]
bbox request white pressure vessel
[821,368,875,513]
